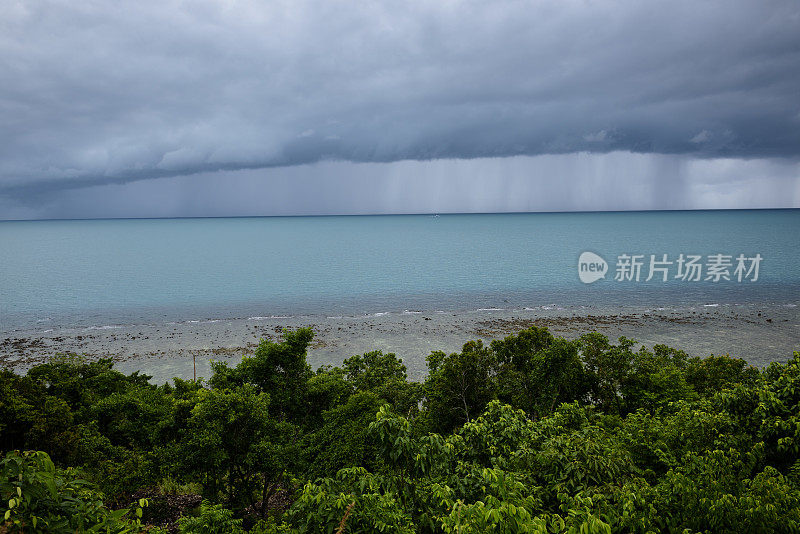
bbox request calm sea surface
[2,210,799,333]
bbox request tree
[302,392,384,480]
[578,334,636,413]
[685,353,760,397]
[210,328,314,422]
[498,332,590,418]
[26,354,151,412]
[621,345,695,413]
[343,350,407,391]
[423,340,497,433]
[343,350,421,416]
[178,385,296,511]
[303,366,353,428]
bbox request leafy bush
[2,328,799,532]
[0,450,147,533]
[177,500,244,533]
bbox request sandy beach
[2,303,798,385]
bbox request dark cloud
[0,0,799,209]
[1,154,797,220]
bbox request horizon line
[1,206,798,223]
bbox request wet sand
[2,304,798,384]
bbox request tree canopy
[1,326,798,533]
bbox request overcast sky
[1,0,799,219]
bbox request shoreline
[2,303,798,384]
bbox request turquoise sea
[1,210,799,334]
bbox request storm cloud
[0,0,799,214]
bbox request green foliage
[302,392,383,480]
[621,401,739,477]
[156,476,202,496]
[209,328,313,422]
[86,384,175,449]
[423,327,593,433]
[23,396,75,454]
[1,329,799,533]
[0,450,147,533]
[178,385,296,509]
[343,350,422,416]
[27,354,151,412]
[457,401,539,465]
[304,366,353,426]
[757,352,800,470]
[578,333,635,413]
[423,340,497,433]
[686,353,760,396]
[286,467,415,533]
[434,468,546,534]
[654,447,800,532]
[620,345,696,413]
[177,500,244,533]
[343,350,407,391]
[493,327,591,418]
[249,516,293,533]
[0,371,38,451]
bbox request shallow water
[2,210,798,332]
[2,210,798,383]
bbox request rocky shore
[2,304,798,384]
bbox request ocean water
[1,210,799,334]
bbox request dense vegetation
[1,326,799,533]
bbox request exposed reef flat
[2,304,798,384]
